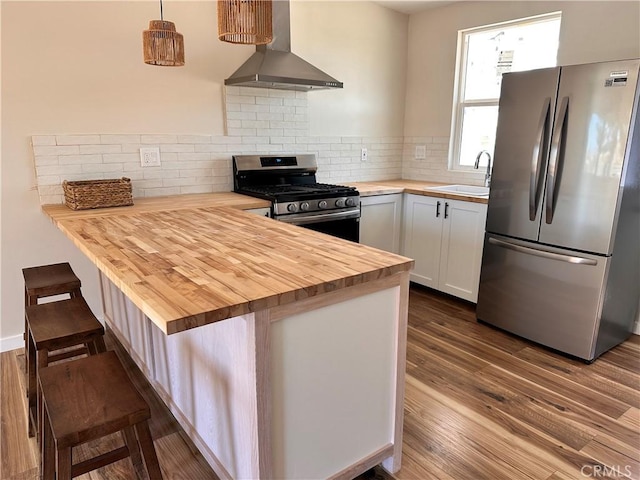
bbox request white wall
[404,0,640,137]
[0,1,408,349]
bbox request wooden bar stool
[26,297,106,438]
[22,263,82,398]
[39,351,163,480]
[23,262,82,307]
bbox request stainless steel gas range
[233,154,360,242]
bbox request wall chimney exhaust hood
[224,0,343,91]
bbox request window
[450,13,561,170]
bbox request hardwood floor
[2,285,638,479]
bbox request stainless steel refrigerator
[476,59,640,362]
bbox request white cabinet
[359,194,402,254]
[245,207,271,217]
[402,194,487,302]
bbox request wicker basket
[63,177,133,210]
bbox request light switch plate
[415,145,426,160]
[140,147,161,167]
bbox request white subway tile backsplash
[34,145,80,156]
[180,185,215,194]
[241,120,270,129]
[227,111,257,121]
[32,136,57,146]
[255,96,283,106]
[37,165,83,176]
[239,86,270,97]
[160,144,195,153]
[32,87,407,204]
[256,112,284,122]
[103,153,138,164]
[177,135,212,144]
[226,95,256,105]
[241,103,270,113]
[227,128,257,137]
[100,134,141,144]
[194,144,229,153]
[267,105,294,114]
[34,156,60,166]
[179,168,213,178]
[56,135,101,145]
[37,175,62,186]
[268,90,295,99]
[226,120,243,129]
[141,134,177,144]
[143,187,181,196]
[81,163,123,173]
[79,144,122,154]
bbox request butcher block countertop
[349,180,489,204]
[43,197,413,335]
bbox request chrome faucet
[474,150,492,188]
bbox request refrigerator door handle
[546,96,569,224]
[529,97,551,221]
[488,237,598,265]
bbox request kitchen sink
[425,184,490,197]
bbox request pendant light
[143,0,185,66]
[218,0,273,45]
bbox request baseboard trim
[1,334,23,353]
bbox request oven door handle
[276,209,360,226]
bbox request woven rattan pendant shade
[218,0,273,45]
[143,20,184,66]
[143,0,184,67]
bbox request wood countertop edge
[41,192,272,221]
[164,262,414,335]
[45,206,414,335]
[350,181,489,204]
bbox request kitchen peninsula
[42,194,413,480]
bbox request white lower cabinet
[402,193,487,302]
[359,194,403,254]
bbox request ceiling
[374,0,454,15]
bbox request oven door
[275,210,360,243]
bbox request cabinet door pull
[444,202,449,219]
[436,201,441,218]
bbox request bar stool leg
[87,335,107,356]
[123,426,145,477]
[57,446,72,480]
[135,422,163,480]
[35,347,49,446]
[42,399,55,480]
[27,329,37,437]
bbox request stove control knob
[335,198,346,208]
[287,203,298,213]
[318,200,328,209]
[345,197,358,207]
[300,202,310,211]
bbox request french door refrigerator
[476,59,640,362]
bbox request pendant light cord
[160,0,164,21]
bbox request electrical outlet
[360,147,368,162]
[415,145,426,160]
[140,147,161,167]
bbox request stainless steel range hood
[224,0,343,91]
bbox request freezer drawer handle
[546,96,569,224]
[530,97,551,221]
[489,237,597,265]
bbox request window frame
[448,12,562,171]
